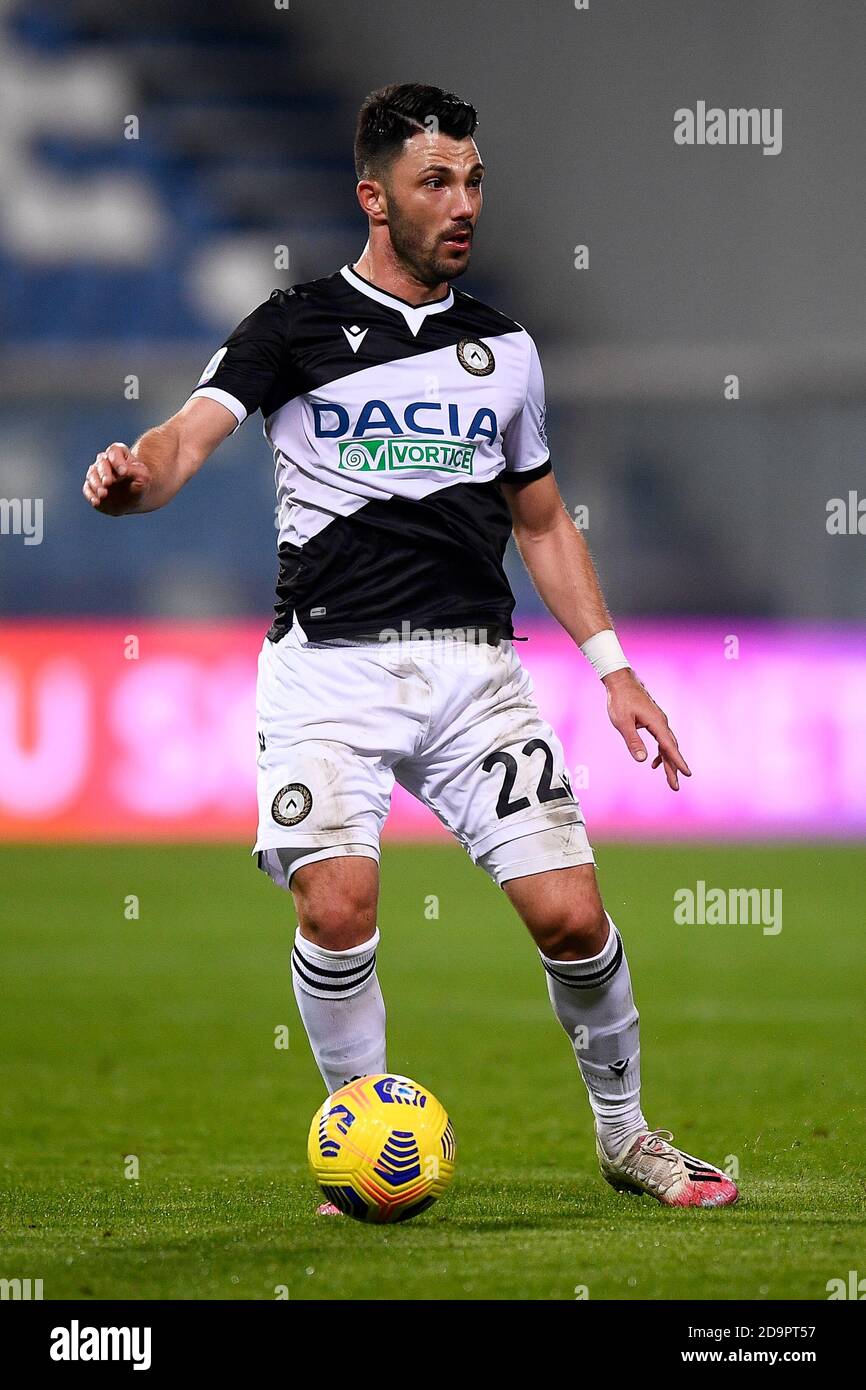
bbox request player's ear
[356,178,388,224]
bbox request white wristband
[579,629,631,680]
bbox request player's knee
[291,860,378,951]
[535,897,609,961]
[297,901,376,952]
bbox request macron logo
[342,324,368,354]
[50,1321,152,1371]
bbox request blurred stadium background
[1,0,865,1304]
[1,0,864,841]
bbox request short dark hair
[354,82,478,180]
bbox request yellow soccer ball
[308,1073,456,1223]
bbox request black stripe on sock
[291,951,377,994]
[542,933,623,990]
[293,942,376,981]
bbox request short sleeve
[187,292,291,433]
[500,332,552,483]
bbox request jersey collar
[340,263,454,337]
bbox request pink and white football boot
[597,1128,739,1207]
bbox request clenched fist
[82,443,151,515]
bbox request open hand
[604,667,691,791]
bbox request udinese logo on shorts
[272,783,313,826]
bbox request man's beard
[387,200,471,286]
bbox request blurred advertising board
[1,620,864,841]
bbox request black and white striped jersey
[189,263,551,642]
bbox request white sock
[539,912,647,1157]
[291,927,386,1094]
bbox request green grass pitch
[1,842,864,1301]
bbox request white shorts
[252,621,595,889]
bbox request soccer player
[83,83,737,1209]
